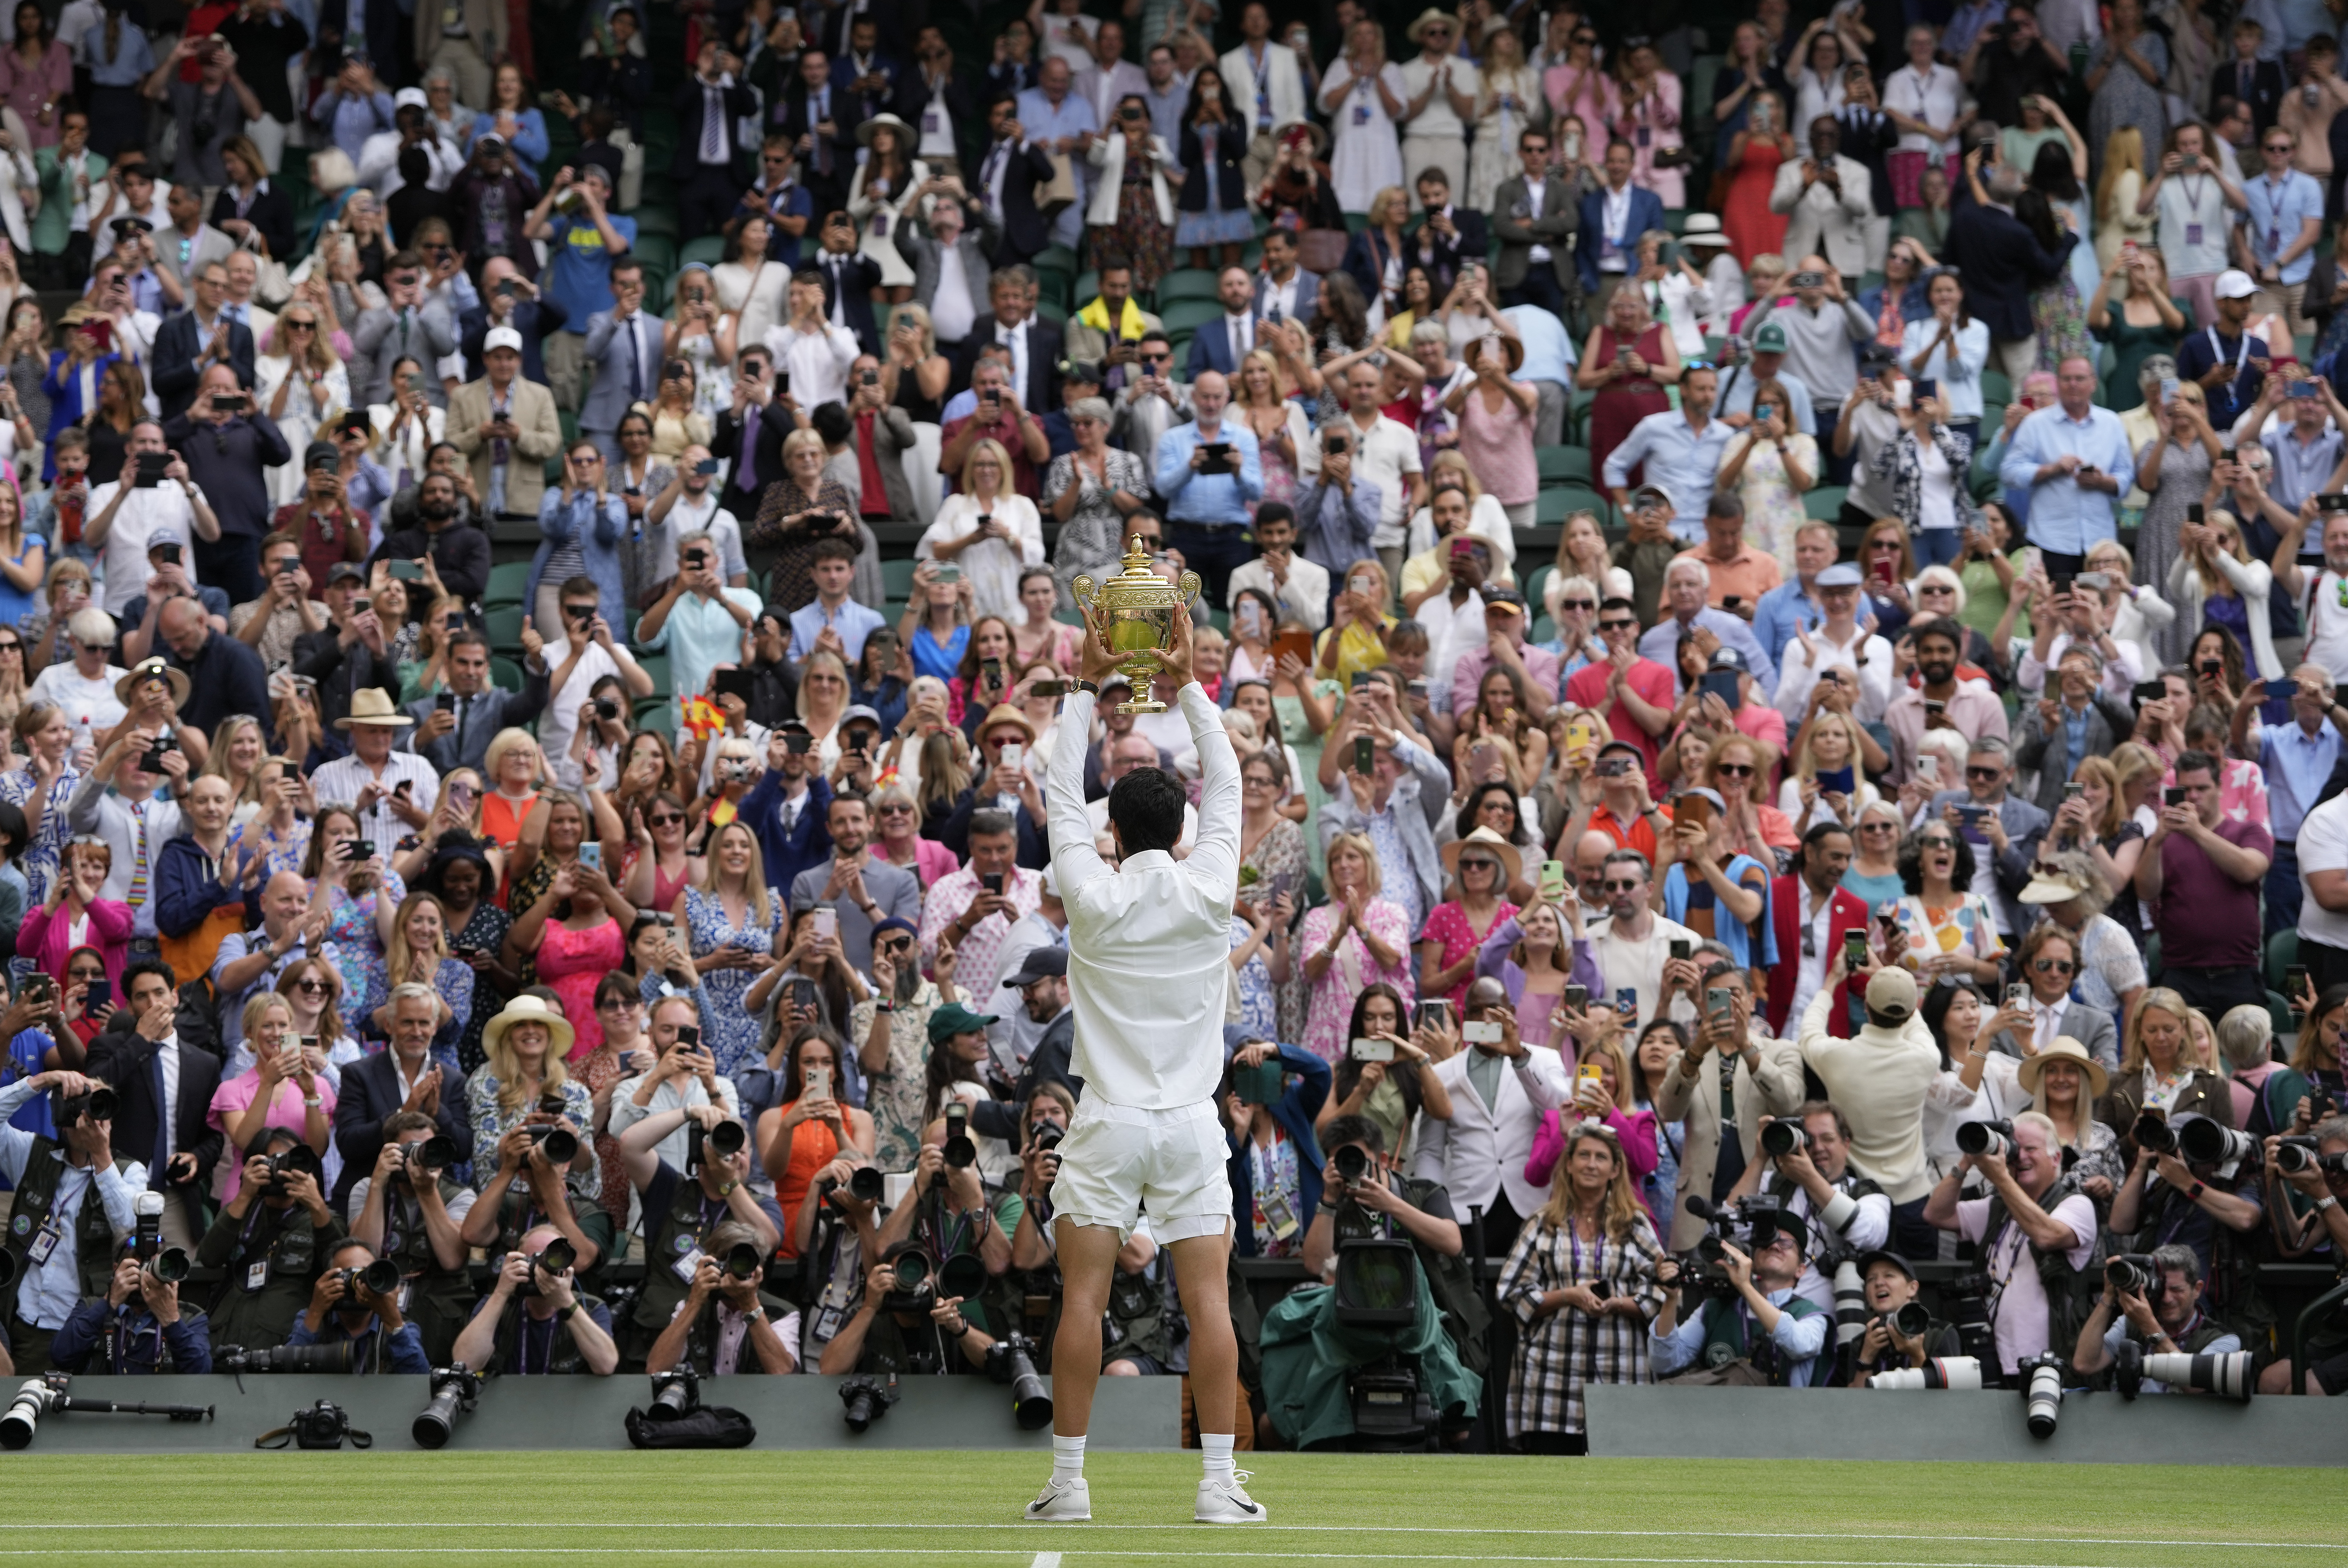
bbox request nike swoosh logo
[1238,1501,1259,1514]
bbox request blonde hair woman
[918,436,1043,623]
[24,557,93,671]
[1234,347,1310,505]
[1319,20,1407,218]
[1780,708,1880,834]
[2103,986,2233,1153]
[881,301,951,420]
[1313,555,1397,685]
[1411,449,1519,582]
[465,995,598,1206]
[394,764,497,888]
[257,298,351,506]
[1296,829,1414,1062]
[201,713,269,823]
[2093,126,2153,271]
[2167,507,2281,680]
[677,819,786,1080]
[374,890,469,1044]
[795,647,852,768]
[211,992,331,1200]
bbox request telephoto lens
[2276,1137,2322,1175]
[1832,1260,1867,1352]
[149,1246,192,1284]
[985,1333,1053,1430]
[2143,1350,2255,1401]
[1866,1356,1983,1390]
[720,1242,764,1279]
[1955,1119,2012,1158]
[649,1368,699,1415]
[2106,1253,2158,1297]
[1759,1120,1807,1158]
[708,1119,747,1159]
[2176,1115,2256,1167]
[847,1166,885,1202]
[408,1135,457,1173]
[838,1373,898,1432]
[1892,1301,1931,1339]
[2020,1353,2064,1437]
[2133,1110,2177,1154]
[0,1380,56,1449]
[411,1365,481,1450]
[1333,1145,1370,1186]
[528,1124,580,1164]
[219,1342,356,1373]
[340,1258,402,1299]
[523,1237,577,1293]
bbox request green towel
[1258,1270,1481,1450]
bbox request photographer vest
[1699,1293,1822,1386]
[855,1307,966,1377]
[2129,1180,2273,1338]
[1,1142,134,1309]
[197,1201,343,1353]
[383,1177,480,1365]
[89,1305,212,1373]
[1335,1175,1493,1375]
[1979,1172,2102,1373]
[486,1291,612,1376]
[672,1289,794,1375]
[632,1176,736,1338]
[1000,1256,1175,1374]
[491,1186,617,1281]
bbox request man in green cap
[1715,316,1818,436]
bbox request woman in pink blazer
[19,837,131,993]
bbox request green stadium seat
[1804,485,1847,522]
[634,695,673,728]
[1345,213,1369,234]
[484,604,526,651]
[637,653,673,698]
[882,557,919,600]
[632,208,680,239]
[1535,446,1591,485]
[1523,563,1553,617]
[1536,487,1606,525]
[1530,615,1556,643]
[1981,370,2013,408]
[2269,928,2301,994]
[1157,269,1220,304]
[1035,298,1067,324]
[1161,299,1222,334]
[680,235,727,269]
[484,561,531,608]
[490,656,525,694]
[1073,270,1099,307]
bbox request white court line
[1031,1554,1063,1568]
[0,1553,2172,1565]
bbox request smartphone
[435,691,456,713]
[1564,717,1596,752]
[1698,668,1742,711]
[789,977,818,1011]
[1913,378,1937,403]
[1349,670,1373,691]
[934,562,961,584]
[2186,502,2205,524]
[1668,939,1691,962]
[2131,680,2167,705]
[784,732,814,755]
[1412,998,1451,1031]
[1843,929,1868,968]
[1564,983,1588,1011]
[674,1025,701,1049]
[1350,1036,1395,1062]
[1612,988,1637,1019]
[1577,1061,1604,1085]
[1539,859,1566,900]
[1677,792,1712,832]
[578,842,600,871]
[1353,736,1374,773]
[811,906,837,943]
[1348,573,1371,598]
[2165,786,2187,807]
[1916,755,1939,782]
[806,1063,831,1099]
[695,457,722,475]
[344,839,374,861]
[2288,963,2311,998]
[711,668,757,704]
[980,872,1004,896]
[387,560,424,580]
[999,741,1024,770]
[2064,780,2084,800]
[1461,1021,1502,1044]
[157,542,181,566]
[85,975,110,1009]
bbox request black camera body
[2107,1251,2165,1302]
[1681,1194,1787,1296]
[289,1399,360,1449]
[412,1364,481,1450]
[401,1136,457,1180]
[882,1248,935,1313]
[2133,1109,2178,1155]
[686,1116,747,1172]
[838,1372,899,1432]
[984,1332,1053,1430]
[332,1257,402,1303]
[941,1101,976,1170]
[259,1143,323,1195]
[649,1366,701,1416]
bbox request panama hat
[482,994,577,1058]
[975,703,1037,745]
[1405,8,1459,43]
[2016,1035,2109,1100]
[114,655,189,707]
[1441,824,1523,887]
[334,687,414,729]
[857,112,913,148]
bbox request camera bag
[624,1402,757,1449]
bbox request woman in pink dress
[0,6,72,151]
[1417,830,1518,1012]
[1541,24,1617,165]
[1447,333,1540,530]
[209,994,335,1202]
[619,789,701,918]
[1722,91,1795,266]
[1614,39,1687,208]
[509,858,632,1061]
[1296,832,1415,1063]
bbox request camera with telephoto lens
[941,1102,976,1170]
[522,1236,577,1294]
[2275,1136,2325,1176]
[984,1332,1053,1430]
[0,1370,213,1449]
[687,1116,747,1172]
[839,1372,899,1432]
[719,1241,764,1281]
[1760,1121,1808,1158]
[2177,1114,2258,1167]
[1867,1356,1983,1389]
[1334,1144,1371,1186]
[1029,1119,1063,1155]
[1892,1301,1932,1340]
[649,1366,701,1416]
[401,1136,456,1180]
[1956,1119,2014,1159]
[883,1247,935,1312]
[216,1341,356,1374]
[2107,1252,2165,1302]
[817,1165,886,1205]
[332,1257,402,1303]
[411,1364,481,1450]
[1679,1194,1786,1297]
[130,1192,191,1283]
[525,1123,580,1164]
[259,1142,323,1194]
[57,1084,117,1127]
[2018,1351,2065,1437]
[1937,1270,1997,1372]
[2133,1110,2178,1155]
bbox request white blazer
[916,492,1045,623]
[256,354,353,428]
[1085,132,1175,228]
[1408,1043,1569,1220]
[1221,39,1308,131]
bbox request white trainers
[1024,1477,1092,1522]
[1195,1471,1268,1523]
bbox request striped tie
[127,804,148,907]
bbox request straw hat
[1440,824,1523,887]
[113,655,189,707]
[334,687,415,729]
[857,112,913,148]
[2015,1035,2110,1100]
[481,994,577,1059]
[1405,8,1458,43]
[975,703,1037,745]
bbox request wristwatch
[554,1302,579,1323]
[2187,1180,2207,1202]
[1069,679,1102,697]
[2317,1196,2340,1213]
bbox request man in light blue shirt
[310,58,397,163]
[1602,365,1734,543]
[2241,128,2325,313]
[1502,302,1576,446]
[1998,357,2135,570]
[1155,369,1263,607]
[1638,555,1779,696]
[1751,519,1837,671]
[636,536,763,725]
[787,537,885,664]
[1650,1222,1830,1388]
[1715,319,1818,435]
[1015,57,1098,251]
[0,1069,148,1367]
[2259,382,2344,550]
[2253,665,2345,934]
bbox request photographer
[608,995,740,1205]
[347,1113,477,1366]
[458,1106,614,1286]
[1652,959,1807,1251]
[282,1235,432,1372]
[1003,1084,1171,1376]
[450,1223,620,1376]
[2106,1111,2265,1334]
[2263,1117,2348,1391]
[1724,1102,1891,1311]
[794,1145,891,1369]
[616,1101,784,1368]
[1650,1216,1830,1387]
[50,1244,213,1374]
[817,1237,998,1376]
[1841,1249,1959,1386]
[1923,1111,2098,1380]
[871,1097,1020,1289]
[195,1127,343,1355]
[0,1063,149,1372]
[2072,1245,2241,1391]
[645,1217,799,1376]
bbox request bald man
[212,871,333,1068]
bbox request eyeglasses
[594,997,631,1011]
[295,979,327,994]
[1918,584,1955,595]
[1713,762,1755,778]
[1560,600,1594,612]
[1859,820,1898,832]
[876,803,914,816]
[2032,958,2076,975]
[647,812,685,827]
[283,319,315,330]
[2267,142,2296,153]
[1965,766,2002,780]
[1917,836,1956,850]
[1458,858,1498,873]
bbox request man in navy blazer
[1185,266,1262,380]
[1943,163,2074,360]
[975,95,1058,267]
[1575,142,1665,306]
[809,217,885,355]
[85,979,224,1246]
[1405,168,1490,299]
[739,723,836,897]
[330,1009,475,1210]
[671,42,762,241]
[1252,227,1320,324]
[151,259,257,422]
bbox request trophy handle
[1071,575,1099,613]
[1176,570,1202,603]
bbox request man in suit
[580,258,661,462]
[1943,163,2075,385]
[1576,139,1665,313]
[1406,974,1571,1258]
[352,248,460,408]
[1406,168,1489,300]
[1765,823,1874,1040]
[1770,117,1876,284]
[959,267,1062,416]
[151,258,256,422]
[838,15,907,128]
[152,182,236,303]
[1184,266,1261,381]
[2213,16,2288,137]
[84,960,223,1249]
[330,984,476,1211]
[897,193,995,351]
[1652,959,1809,1251]
[809,212,885,356]
[457,258,569,385]
[973,94,1057,268]
[713,346,794,516]
[1222,2,1307,156]
[1923,735,2050,952]
[2013,645,2137,817]
[403,630,546,775]
[1984,912,2123,1072]
[1252,226,1319,324]
[1492,127,1577,315]
[673,40,762,242]
[782,49,863,217]
[447,328,563,520]
[894,29,980,177]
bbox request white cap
[394,86,429,109]
[482,326,525,354]
[2215,269,2260,301]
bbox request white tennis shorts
[1049,1097,1234,1244]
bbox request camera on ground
[984,1332,1053,1430]
[2018,1352,2064,1437]
[1867,1356,1982,1389]
[839,1372,899,1432]
[412,1364,481,1450]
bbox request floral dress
[465,1072,600,1207]
[1230,916,1278,1040]
[684,884,785,1081]
[2032,205,2093,373]
[0,764,76,907]
[323,871,407,1037]
[534,915,627,1062]
[1045,447,1151,612]
[1243,817,1311,1043]
[1296,896,1415,1063]
[2134,436,2209,668]
[570,1044,631,1223]
[1242,1128,1304,1258]
[1718,429,1817,578]
[448,900,513,1076]
[1890,890,2007,973]
[1418,899,1518,1012]
[228,815,314,882]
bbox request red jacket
[1762,873,1872,1039]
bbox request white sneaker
[1195,1471,1268,1523]
[1024,1477,1091,1522]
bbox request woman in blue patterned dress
[226,754,313,880]
[304,806,406,1037]
[676,820,785,1081]
[0,701,80,910]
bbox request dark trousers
[2304,936,2348,997]
[1501,271,1567,317]
[2164,963,2269,1018]
[195,531,262,607]
[8,1312,55,1374]
[1889,1196,1939,1261]
[2035,550,2086,581]
[1471,1191,1527,1262]
[2268,838,2302,939]
[677,163,746,242]
[1165,521,1257,612]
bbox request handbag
[1037,151,1080,214]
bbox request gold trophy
[1071,535,1201,715]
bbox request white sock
[1202,1432,1236,1485]
[1052,1433,1087,1484]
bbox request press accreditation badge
[2185,223,2204,247]
[1258,1187,1300,1241]
[24,1218,60,1266]
[244,1259,270,1292]
[673,1244,707,1284]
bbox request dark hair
[811,400,853,444]
[1185,64,1235,127]
[791,266,825,291]
[1308,270,1370,351]
[2173,747,2220,784]
[1254,501,1294,530]
[1107,764,1186,854]
[0,799,24,860]
[1898,821,1977,895]
[1705,491,1745,522]
[1910,616,1965,655]
[386,247,425,275]
[1799,817,1853,860]
[2027,137,2082,203]
[2013,187,2064,254]
[1455,781,1521,844]
[1919,975,1986,1071]
[809,536,858,565]
[1630,1018,1686,1105]
[1321,1113,1386,1155]
[123,958,177,998]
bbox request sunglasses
[1601,878,1644,892]
[1560,600,1594,612]
[1918,583,1955,595]
[1918,836,1957,850]
[876,803,914,815]
[1458,858,1499,872]
[1965,766,2002,780]
[594,997,631,1011]
[1859,820,1898,832]
[2267,143,2296,153]
[295,979,327,994]
[647,812,685,827]
[2033,957,2076,974]
[1713,763,1756,778]
[1599,618,1638,631]
[879,938,914,955]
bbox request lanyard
[2207,327,2250,377]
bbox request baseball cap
[841,703,882,729]
[1865,967,1918,1022]
[145,527,183,552]
[326,562,367,584]
[1709,646,1747,673]
[1003,947,1068,988]
[303,440,338,470]
[394,87,429,108]
[1629,482,1674,513]
[926,1000,1000,1043]
[2216,269,2260,300]
[1854,1249,1917,1282]
[1482,585,1527,616]
[1749,320,1790,354]
[483,326,525,354]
